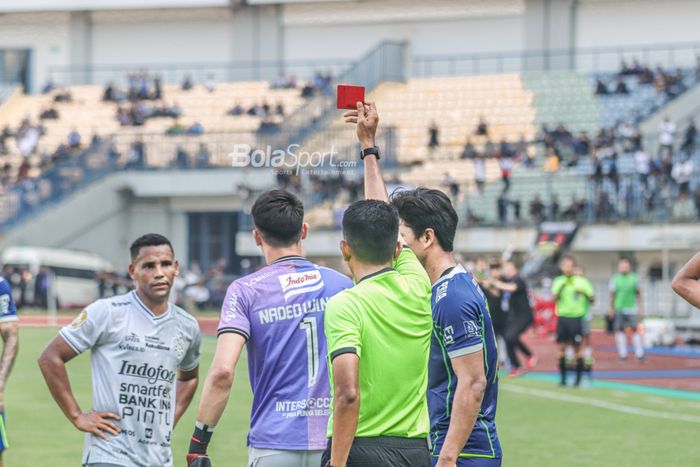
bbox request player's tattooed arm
[672,252,700,308]
[344,101,405,245]
[436,350,487,467]
[174,367,199,427]
[0,322,18,409]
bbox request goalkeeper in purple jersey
[187,190,352,467]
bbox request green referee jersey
[610,273,639,312]
[324,247,432,438]
[552,274,594,318]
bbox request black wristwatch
[360,146,380,160]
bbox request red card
[337,85,365,110]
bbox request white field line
[501,384,700,424]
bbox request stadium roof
[0,0,230,12]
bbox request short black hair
[391,188,458,252]
[342,200,398,265]
[252,189,304,247]
[130,233,174,260]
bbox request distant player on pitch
[39,234,201,467]
[609,257,644,361]
[186,190,352,467]
[0,274,19,467]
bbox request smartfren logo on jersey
[278,270,324,301]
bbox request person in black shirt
[477,261,509,369]
[486,260,537,375]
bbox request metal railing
[47,58,353,87]
[413,41,700,77]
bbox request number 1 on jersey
[299,317,319,387]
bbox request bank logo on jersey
[278,270,324,301]
[71,309,88,328]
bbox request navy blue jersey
[0,278,17,323]
[428,265,501,460]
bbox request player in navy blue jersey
[392,187,502,467]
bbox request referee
[321,101,433,466]
[552,255,594,387]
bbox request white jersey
[60,291,201,467]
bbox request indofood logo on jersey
[118,360,176,384]
[278,270,324,301]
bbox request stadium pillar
[523,0,577,71]
[68,11,93,85]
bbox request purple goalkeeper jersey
[218,255,353,450]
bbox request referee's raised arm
[343,101,404,245]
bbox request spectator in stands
[499,154,513,191]
[40,107,59,120]
[187,121,204,135]
[512,199,522,223]
[228,102,244,116]
[41,79,56,94]
[125,140,145,168]
[166,119,186,135]
[549,195,560,221]
[544,147,560,173]
[562,197,585,221]
[117,107,131,126]
[301,82,315,98]
[672,156,694,197]
[204,73,216,93]
[68,129,81,149]
[474,154,486,193]
[595,78,608,95]
[682,118,697,155]
[634,146,651,188]
[658,117,676,154]
[196,143,210,168]
[174,147,189,169]
[103,82,115,101]
[475,116,489,136]
[53,88,73,103]
[441,172,459,204]
[497,189,509,225]
[182,74,194,91]
[275,101,285,116]
[529,195,545,224]
[595,192,615,222]
[153,75,163,100]
[460,139,476,159]
[614,76,629,95]
[428,121,439,149]
[639,65,654,85]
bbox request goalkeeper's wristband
[189,422,214,455]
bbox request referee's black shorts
[556,316,584,345]
[321,436,431,467]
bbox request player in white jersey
[38,234,201,467]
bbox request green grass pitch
[5,328,700,466]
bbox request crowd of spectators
[595,58,691,100]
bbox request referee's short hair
[391,187,458,252]
[343,200,399,265]
[252,189,304,247]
